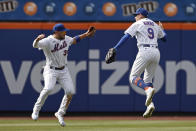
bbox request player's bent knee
[43,85,55,92]
[65,86,75,95]
[129,75,136,85]
[42,88,53,94]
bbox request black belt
[142,44,158,48]
[50,66,65,70]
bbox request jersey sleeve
[124,23,138,37]
[157,26,165,39]
[37,38,48,49]
[65,35,74,46]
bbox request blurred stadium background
[0,0,196,130]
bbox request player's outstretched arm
[72,26,96,44]
[33,34,45,48]
[105,33,130,64]
[113,33,130,50]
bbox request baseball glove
[86,26,96,37]
[105,48,116,64]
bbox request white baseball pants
[33,65,74,115]
[129,47,160,84]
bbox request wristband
[75,35,81,42]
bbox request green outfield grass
[0,118,196,131]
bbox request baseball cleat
[55,112,65,127]
[143,102,155,118]
[31,110,39,120]
[145,87,155,106]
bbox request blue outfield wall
[0,28,196,112]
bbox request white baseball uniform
[125,18,165,84]
[32,35,75,115]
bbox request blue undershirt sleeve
[113,34,130,50]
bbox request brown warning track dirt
[0,116,196,120]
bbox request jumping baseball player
[31,23,96,126]
[105,8,167,118]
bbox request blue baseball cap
[53,23,69,32]
[133,8,148,17]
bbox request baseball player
[105,8,167,118]
[31,23,96,126]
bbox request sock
[132,77,152,90]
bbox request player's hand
[85,26,96,37]
[159,21,164,30]
[36,34,45,41]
